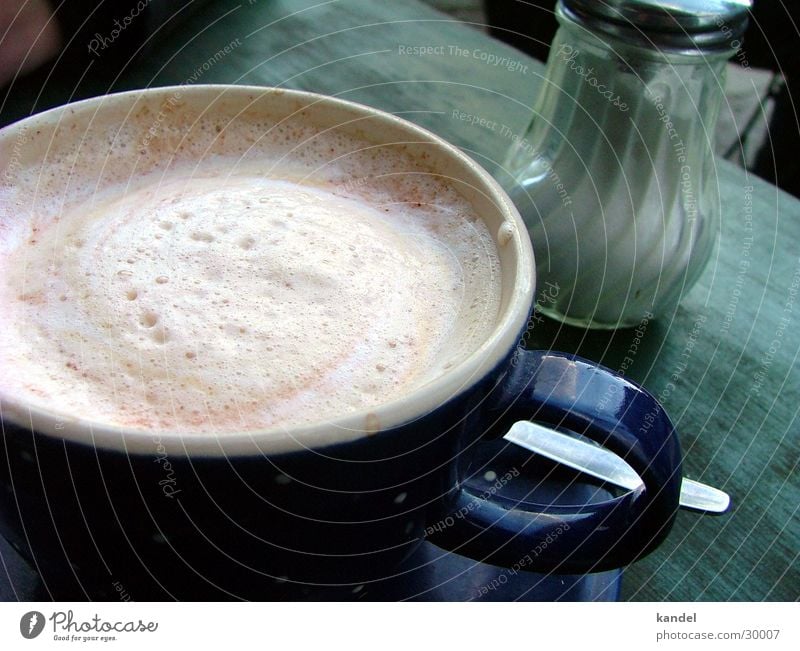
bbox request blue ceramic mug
[0,86,682,599]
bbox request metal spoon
[503,420,731,513]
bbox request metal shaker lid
[559,0,752,53]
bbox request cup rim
[0,84,535,456]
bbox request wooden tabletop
[2,0,797,601]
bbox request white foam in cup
[0,89,506,437]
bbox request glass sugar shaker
[502,0,751,328]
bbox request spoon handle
[503,421,730,514]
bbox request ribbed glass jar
[503,0,749,328]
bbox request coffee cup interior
[0,85,534,454]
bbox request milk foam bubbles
[0,160,501,433]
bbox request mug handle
[426,349,683,574]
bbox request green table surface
[2,0,797,601]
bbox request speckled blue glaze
[427,348,682,574]
[0,343,681,599]
[0,85,682,600]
